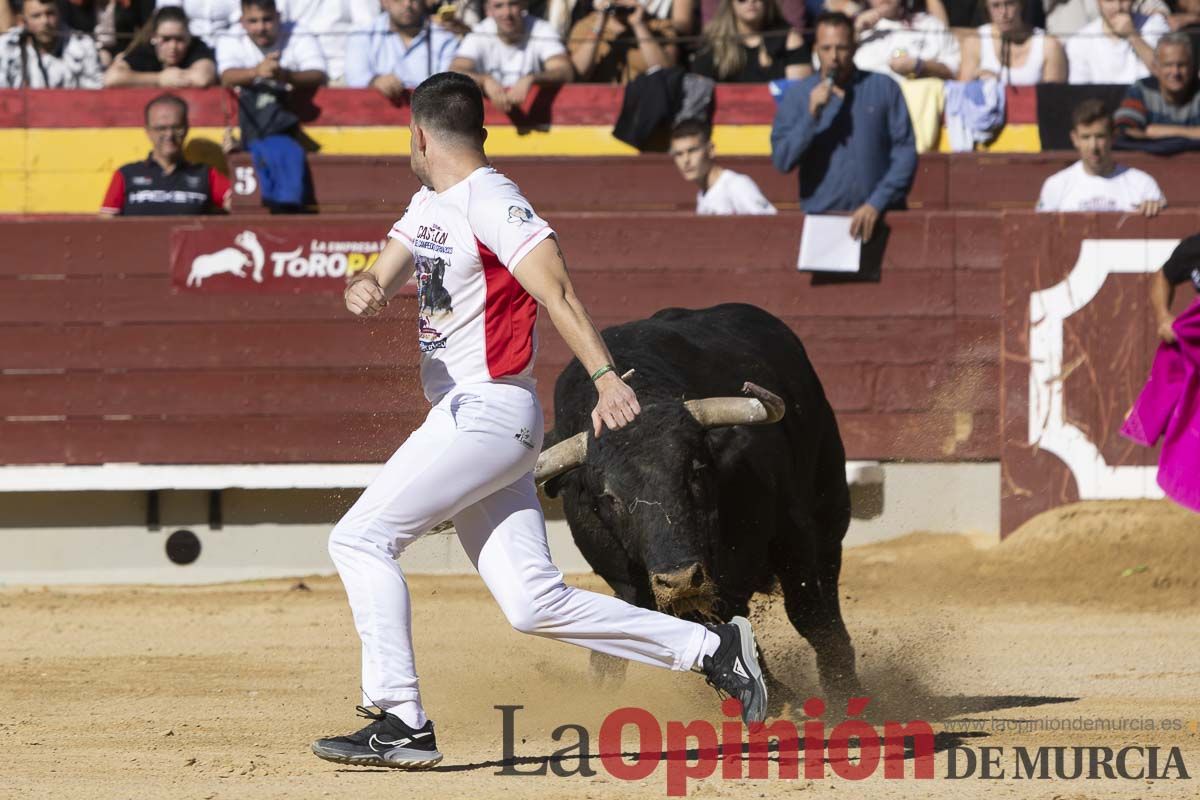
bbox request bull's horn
[532,368,636,484]
[683,382,786,428]
[534,431,588,484]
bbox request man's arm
[1150,268,1178,343]
[513,236,641,436]
[865,81,918,214]
[279,67,327,88]
[1143,123,1200,139]
[770,82,820,173]
[343,238,416,316]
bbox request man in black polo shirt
[100,94,231,216]
[1151,233,1200,343]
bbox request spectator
[156,0,241,50]
[99,94,232,216]
[1036,98,1165,215]
[217,0,327,89]
[346,0,458,96]
[1115,33,1200,141]
[54,0,155,63]
[450,0,572,111]
[690,0,810,82]
[1049,0,1167,39]
[851,0,961,81]
[1151,233,1200,343]
[770,11,916,241]
[278,0,381,85]
[1066,0,1169,84]
[959,0,1066,84]
[569,0,676,83]
[671,118,777,214]
[104,7,217,88]
[0,0,101,87]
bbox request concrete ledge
[0,462,886,492]
[0,462,993,586]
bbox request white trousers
[328,381,709,720]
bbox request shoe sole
[730,615,768,724]
[311,742,444,770]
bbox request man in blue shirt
[345,0,460,98]
[770,11,917,242]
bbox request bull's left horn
[534,431,588,484]
[683,382,786,428]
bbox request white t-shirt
[853,13,961,81]
[454,15,566,87]
[1035,161,1166,212]
[215,22,328,76]
[389,167,554,402]
[1065,13,1168,84]
[696,169,777,216]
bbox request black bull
[539,303,861,700]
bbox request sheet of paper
[797,214,861,273]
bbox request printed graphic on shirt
[414,222,455,353]
[507,205,534,224]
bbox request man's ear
[413,123,427,153]
[481,126,489,145]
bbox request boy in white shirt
[1065,0,1169,84]
[217,0,328,90]
[450,0,572,112]
[851,0,960,81]
[1036,98,1166,215]
[670,119,777,216]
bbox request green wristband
[590,364,615,382]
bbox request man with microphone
[770,11,917,243]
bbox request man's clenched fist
[345,272,388,317]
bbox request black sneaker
[311,706,443,769]
[699,616,768,724]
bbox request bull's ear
[543,474,566,498]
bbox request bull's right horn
[534,431,588,485]
[683,382,786,428]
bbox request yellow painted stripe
[935,123,1041,154]
[1,122,1040,213]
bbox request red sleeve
[209,167,232,212]
[100,170,125,215]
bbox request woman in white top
[960,0,1066,84]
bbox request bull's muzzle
[649,563,718,620]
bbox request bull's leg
[775,547,862,703]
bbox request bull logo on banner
[187,231,265,287]
[171,225,389,294]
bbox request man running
[311,72,767,770]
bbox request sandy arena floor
[2,500,1198,799]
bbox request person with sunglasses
[104,6,217,87]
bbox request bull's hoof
[589,651,629,688]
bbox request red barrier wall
[0,212,999,465]
[227,152,1200,214]
[1000,212,1199,534]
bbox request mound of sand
[843,500,1199,612]
[997,499,1200,610]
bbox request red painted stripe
[477,236,537,380]
[0,84,784,129]
[1005,85,1037,125]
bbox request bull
[535,303,861,700]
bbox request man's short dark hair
[670,118,711,143]
[1072,98,1112,130]
[412,72,485,144]
[814,11,854,35]
[151,5,190,30]
[241,0,277,12]
[144,93,189,126]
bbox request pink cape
[1120,297,1200,512]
